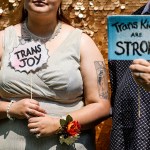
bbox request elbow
[92,100,111,126]
[100,100,111,118]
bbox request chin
[29,7,51,15]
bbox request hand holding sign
[129,58,150,91]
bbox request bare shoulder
[81,33,93,42]
[60,22,75,40]
[80,33,103,59]
[80,33,98,50]
[61,22,76,35]
[62,22,75,31]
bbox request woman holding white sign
[0,0,110,149]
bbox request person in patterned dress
[109,1,150,150]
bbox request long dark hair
[57,3,70,24]
[21,3,70,24]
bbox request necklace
[22,20,62,43]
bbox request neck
[27,17,58,37]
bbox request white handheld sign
[10,41,49,73]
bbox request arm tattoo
[94,61,108,100]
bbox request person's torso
[0,25,83,105]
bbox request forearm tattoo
[94,61,108,100]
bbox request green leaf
[59,135,79,145]
[60,119,67,127]
[66,115,73,124]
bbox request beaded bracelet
[6,100,15,121]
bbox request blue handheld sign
[107,15,150,60]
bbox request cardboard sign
[9,41,49,73]
[107,15,150,60]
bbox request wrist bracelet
[6,100,15,121]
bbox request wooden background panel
[0,0,148,149]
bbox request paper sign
[9,41,49,73]
[107,15,150,60]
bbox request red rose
[67,121,81,136]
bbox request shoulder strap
[4,26,19,52]
[61,28,82,62]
